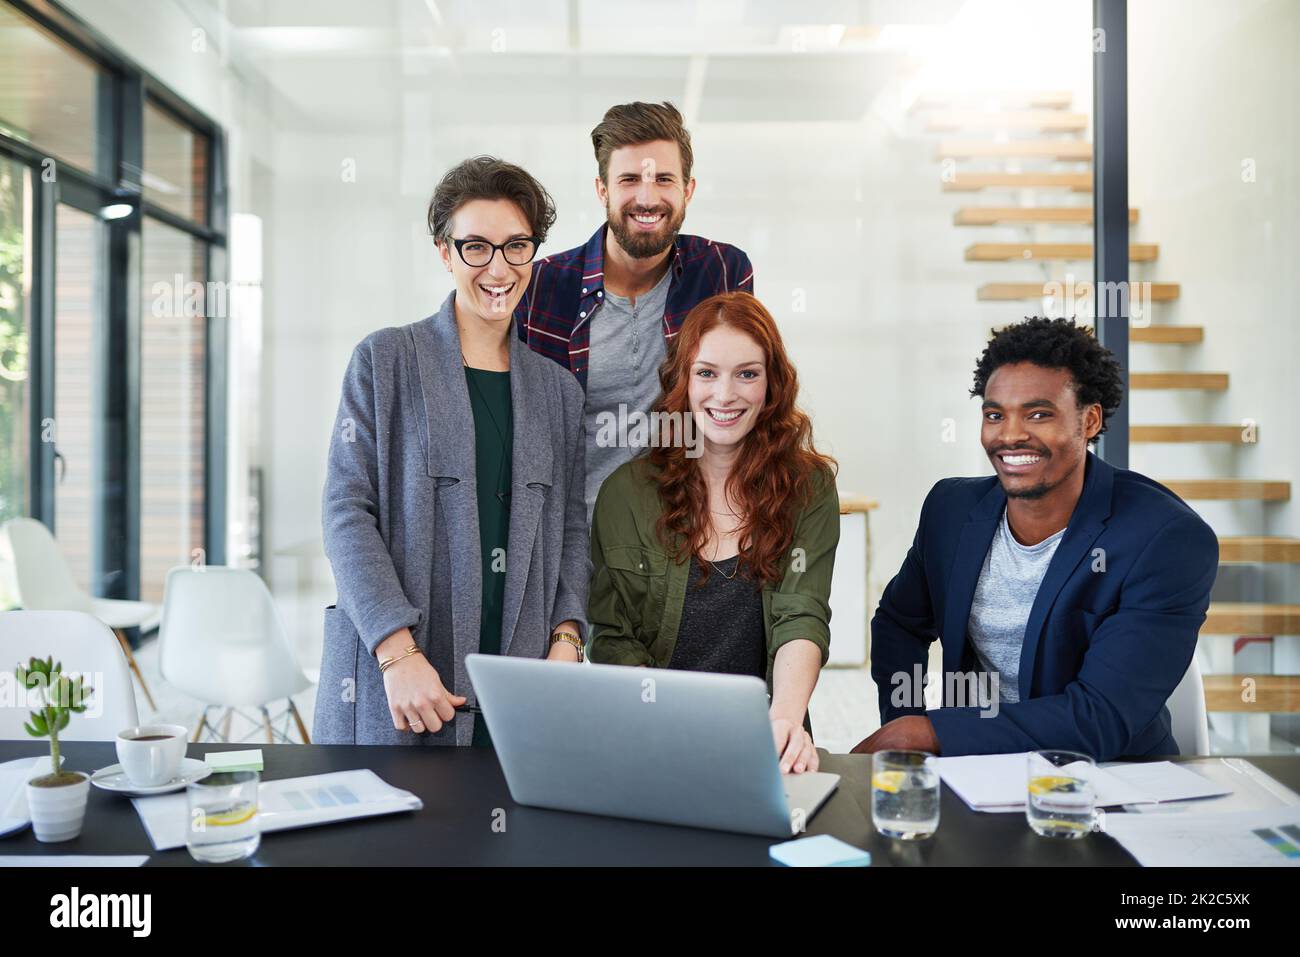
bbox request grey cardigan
[313,291,590,745]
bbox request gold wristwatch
[550,630,584,662]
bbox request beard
[1004,480,1054,500]
[605,200,685,259]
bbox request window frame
[0,0,228,604]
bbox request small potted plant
[16,657,94,842]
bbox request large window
[0,2,110,175]
[52,201,105,589]
[0,154,30,531]
[143,100,208,224]
[0,0,226,610]
[140,217,207,602]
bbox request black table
[3,742,1296,866]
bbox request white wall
[1128,0,1300,539]
[60,1,1298,685]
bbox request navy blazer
[871,452,1218,759]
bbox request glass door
[50,179,108,593]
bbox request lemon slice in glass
[1028,775,1079,796]
[872,771,906,793]
[204,804,257,827]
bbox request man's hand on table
[850,715,940,755]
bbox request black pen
[454,704,484,716]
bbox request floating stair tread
[1203,674,1300,713]
[955,206,1137,225]
[1132,425,1252,443]
[1131,372,1229,390]
[965,242,1157,261]
[926,110,1088,131]
[977,282,1181,302]
[913,91,1075,111]
[1131,326,1202,343]
[1162,479,1290,501]
[1219,537,1300,563]
[938,140,1092,160]
[943,172,1092,191]
[1203,603,1300,635]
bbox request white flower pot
[26,772,90,843]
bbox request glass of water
[871,749,940,840]
[1026,750,1096,839]
[187,770,260,862]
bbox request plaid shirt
[514,224,755,389]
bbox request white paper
[1101,761,1236,804]
[1105,806,1300,867]
[931,752,1232,811]
[0,855,148,867]
[131,768,422,851]
[0,756,56,824]
[1118,757,1300,815]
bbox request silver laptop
[466,654,840,838]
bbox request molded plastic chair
[0,517,158,710]
[158,566,312,743]
[0,610,140,742]
[1167,653,1211,757]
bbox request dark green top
[465,367,512,747]
[587,458,841,691]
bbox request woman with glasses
[315,156,590,746]
[587,291,839,774]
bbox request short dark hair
[426,156,556,246]
[591,101,694,184]
[970,317,1125,434]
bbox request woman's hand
[545,620,582,662]
[377,629,466,734]
[771,716,819,774]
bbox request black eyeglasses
[450,236,540,267]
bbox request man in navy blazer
[853,317,1218,760]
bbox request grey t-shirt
[582,268,672,516]
[967,507,1067,704]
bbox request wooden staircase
[915,89,1300,741]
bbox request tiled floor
[130,636,882,751]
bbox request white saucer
[90,758,212,796]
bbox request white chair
[0,517,159,711]
[0,610,139,742]
[158,566,312,743]
[1167,653,1210,757]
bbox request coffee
[116,724,189,787]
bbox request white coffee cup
[116,724,188,787]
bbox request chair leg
[220,707,234,742]
[192,706,211,742]
[261,706,274,744]
[288,698,311,744]
[114,628,158,712]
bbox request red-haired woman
[587,291,839,774]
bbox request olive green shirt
[587,458,840,689]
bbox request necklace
[462,352,511,505]
[705,554,741,581]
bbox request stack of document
[930,752,1231,812]
[132,768,422,851]
[1106,807,1300,866]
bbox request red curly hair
[647,291,836,586]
